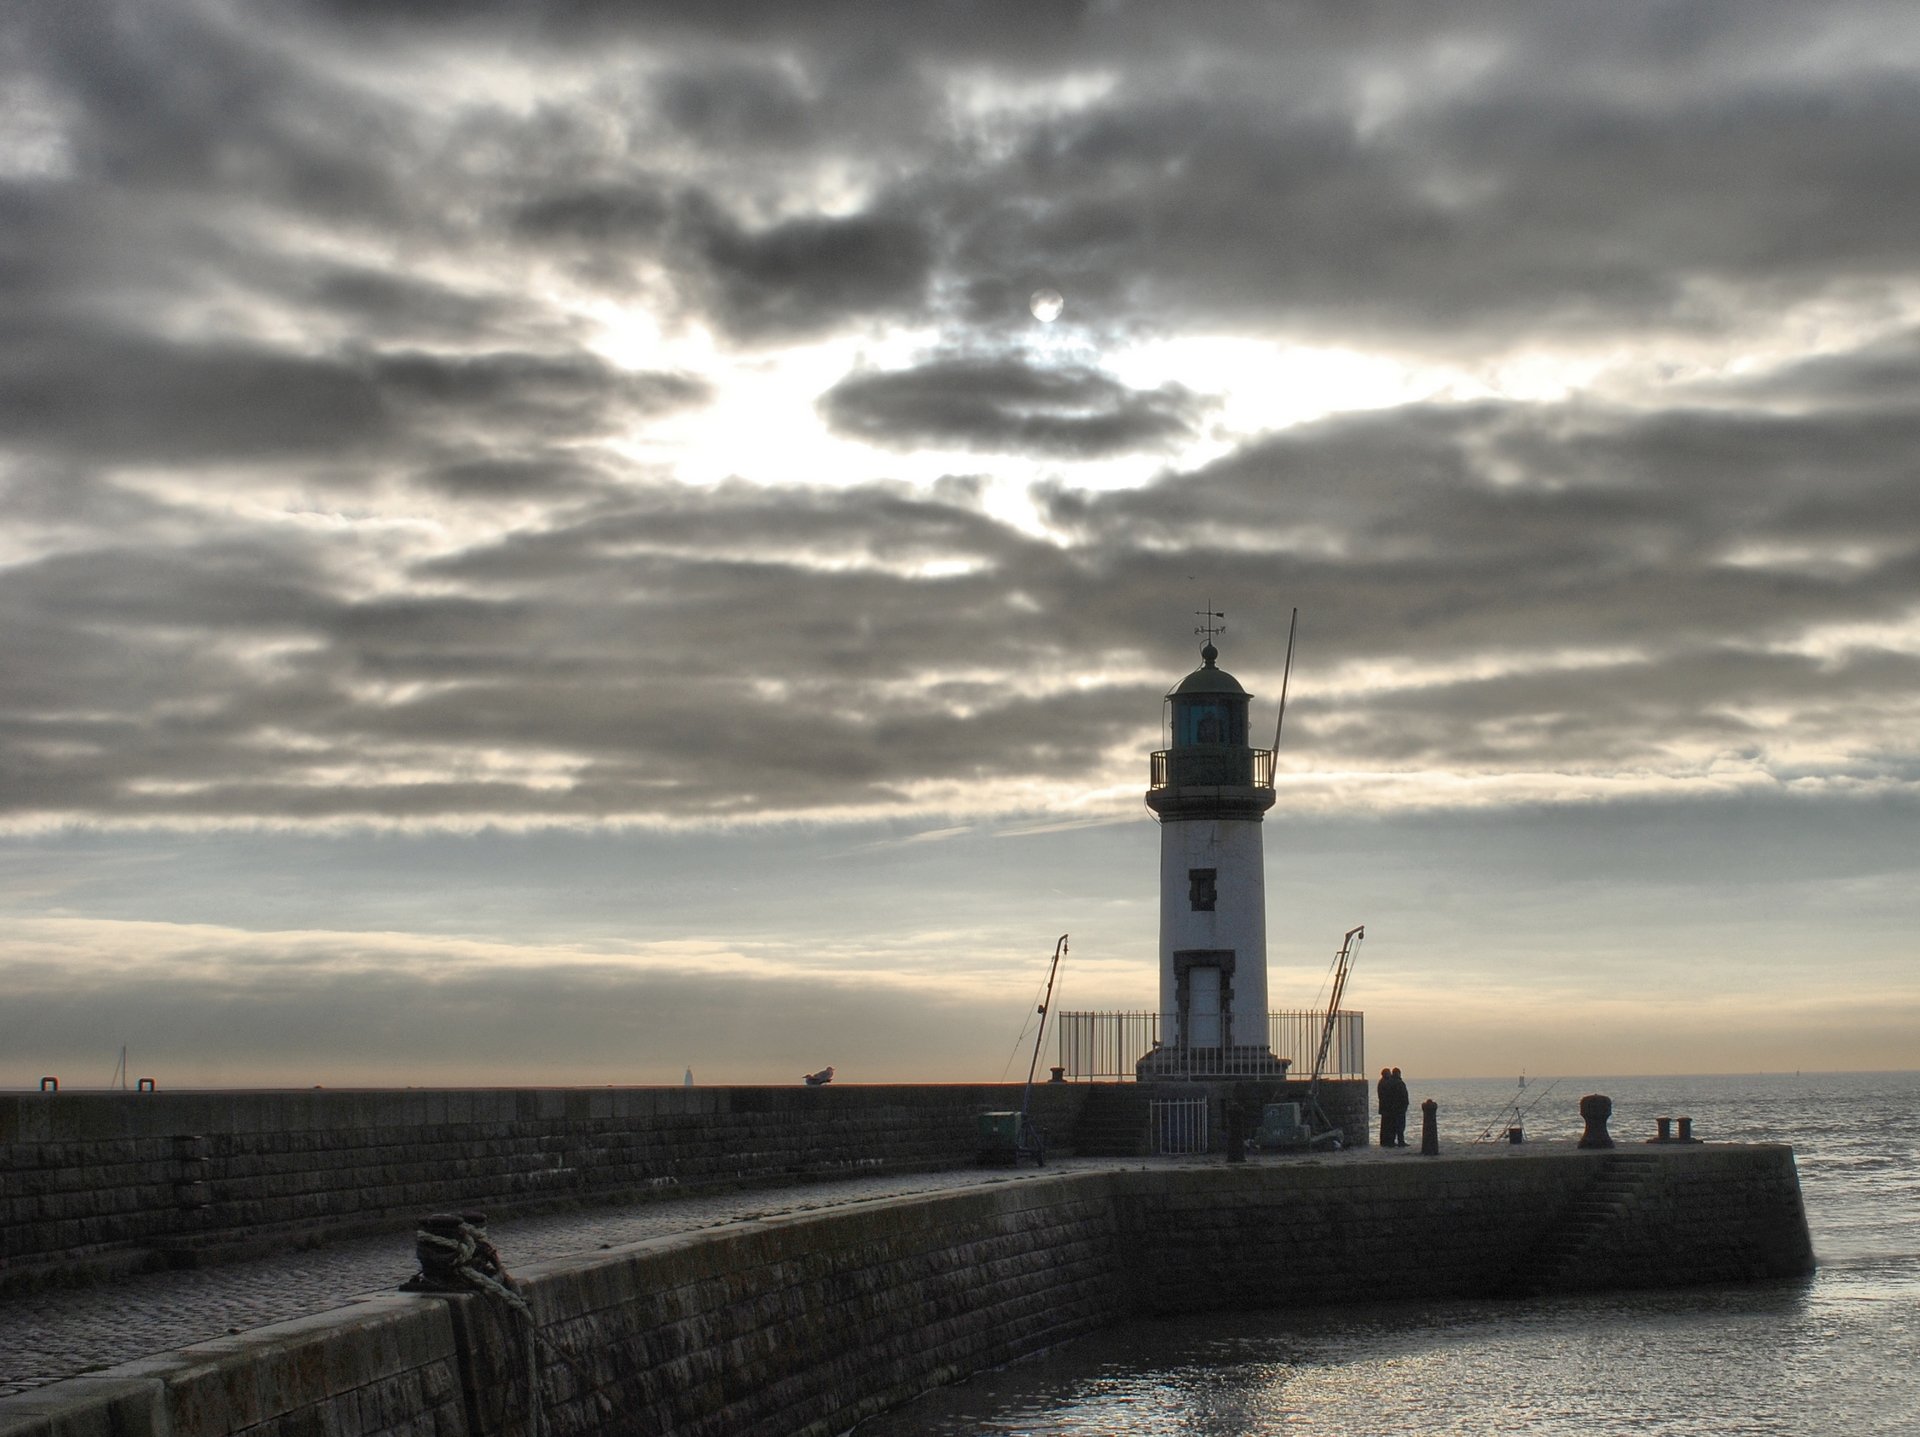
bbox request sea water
[854,1072,1920,1436]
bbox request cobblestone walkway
[0,1160,1131,1396]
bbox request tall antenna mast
[1271,607,1298,754]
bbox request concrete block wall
[447,1179,1128,1437]
[1122,1153,1607,1313]
[0,1147,1815,1437]
[0,1296,465,1437]
[1119,1145,1817,1315]
[0,1085,1092,1287]
[0,1134,187,1276]
[1571,1144,1816,1288]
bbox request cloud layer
[4,1,1919,1082]
[9,3,1917,833]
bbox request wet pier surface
[1,1159,1129,1396]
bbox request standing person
[1388,1067,1411,1146]
[1377,1067,1395,1148]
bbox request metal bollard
[1578,1093,1615,1149]
[1420,1098,1439,1155]
[1654,1115,1672,1142]
[1677,1115,1694,1142]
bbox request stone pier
[1,1142,1815,1437]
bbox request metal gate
[1150,1096,1210,1155]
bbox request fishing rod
[1473,1075,1564,1143]
[1513,1077,1564,1126]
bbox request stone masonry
[0,1143,1815,1437]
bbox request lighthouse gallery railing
[1054,1009,1365,1081]
[1149,747,1275,789]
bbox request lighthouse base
[1134,1045,1293,1082]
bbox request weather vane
[1194,607,1227,645]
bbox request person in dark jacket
[1386,1067,1411,1146]
[1377,1068,1395,1147]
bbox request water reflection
[861,1283,1853,1435]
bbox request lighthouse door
[1173,949,1235,1050]
[1187,965,1222,1047]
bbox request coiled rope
[404,1212,549,1437]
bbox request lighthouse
[1141,621,1287,1078]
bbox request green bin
[977,1110,1045,1166]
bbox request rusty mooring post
[1419,1098,1438,1155]
[1578,1093,1614,1149]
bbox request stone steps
[1495,1152,1662,1296]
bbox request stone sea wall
[0,1084,1094,1287]
[0,1080,1374,1289]
[0,1147,1815,1437]
[1120,1145,1816,1311]
[0,1297,468,1437]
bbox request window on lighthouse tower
[1189,868,1217,911]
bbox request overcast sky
[4,1,1917,1089]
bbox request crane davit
[1304,924,1364,1145]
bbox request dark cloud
[0,317,704,465]
[513,186,673,246]
[20,0,1920,371]
[371,349,708,434]
[414,454,621,499]
[302,265,522,344]
[515,184,934,339]
[0,324,381,463]
[1692,325,1920,413]
[5,370,1916,826]
[18,0,411,223]
[1335,645,1920,773]
[934,69,1920,345]
[654,58,817,149]
[820,356,1205,456]
[299,0,1109,65]
[3,0,1919,833]
[687,200,933,339]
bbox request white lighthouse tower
[1141,619,1287,1078]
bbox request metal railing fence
[1055,1009,1365,1081]
[1149,1097,1210,1155]
[1148,747,1275,790]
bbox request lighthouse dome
[1170,642,1249,697]
[1147,637,1274,819]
